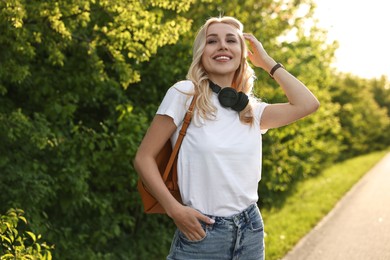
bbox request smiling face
[201,22,243,86]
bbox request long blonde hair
[187,16,256,125]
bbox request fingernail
[209,218,215,224]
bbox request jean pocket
[178,223,208,243]
[250,213,264,232]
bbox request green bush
[329,74,390,159]
[0,208,53,259]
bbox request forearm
[274,67,320,112]
[264,57,320,114]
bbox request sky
[313,0,390,79]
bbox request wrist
[269,62,284,79]
[262,57,277,73]
[165,201,184,218]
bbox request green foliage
[0,0,194,258]
[258,22,342,202]
[130,0,314,112]
[0,0,389,259]
[0,208,53,259]
[328,74,390,159]
[370,76,390,117]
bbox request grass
[261,150,389,260]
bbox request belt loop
[244,204,255,223]
[244,209,250,223]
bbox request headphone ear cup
[218,88,238,108]
[231,92,249,112]
[209,80,249,112]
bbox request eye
[227,38,238,43]
[207,39,217,44]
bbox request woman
[134,16,319,259]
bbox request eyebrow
[206,33,238,38]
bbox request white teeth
[215,56,231,60]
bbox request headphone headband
[208,81,222,93]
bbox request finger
[195,211,215,225]
[244,35,260,55]
[194,228,206,241]
[245,35,263,52]
[243,32,253,39]
[243,33,256,44]
[192,223,206,241]
[184,225,205,241]
[188,232,197,241]
[184,232,194,241]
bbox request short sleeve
[252,99,269,134]
[156,81,194,127]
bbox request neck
[208,75,234,88]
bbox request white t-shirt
[157,80,268,216]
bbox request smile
[213,55,232,61]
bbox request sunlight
[313,0,390,79]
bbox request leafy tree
[0,0,194,258]
[257,20,343,202]
[328,74,390,159]
[370,76,390,117]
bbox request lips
[213,55,232,61]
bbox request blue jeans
[167,204,265,260]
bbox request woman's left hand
[243,33,276,72]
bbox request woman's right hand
[169,205,215,241]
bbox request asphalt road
[282,152,390,260]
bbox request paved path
[282,152,390,260]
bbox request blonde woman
[134,16,319,259]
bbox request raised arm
[244,33,320,130]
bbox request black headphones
[208,80,249,112]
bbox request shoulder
[250,97,268,109]
[171,80,195,93]
[158,81,195,127]
[250,98,269,120]
[163,80,195,102]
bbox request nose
[219,40,228,50]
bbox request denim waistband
[204,204,258,226]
